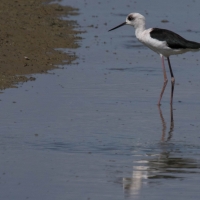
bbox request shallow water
[1,0,200,199]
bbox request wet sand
[0,0,80,89]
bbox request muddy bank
[0,0,80,89]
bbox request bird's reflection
[123,105,200,198]
[159,105,174,142]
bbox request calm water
[0,0,200,199]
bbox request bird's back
[150,28,200,50]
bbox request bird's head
[126,13,145,28]
[108,13,145,31]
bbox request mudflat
[0,0,80,89]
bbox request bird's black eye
[128,15,134,21]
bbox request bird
[108,13,200,105]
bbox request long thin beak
[108,22,127,32]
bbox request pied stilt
[109,13,200,105]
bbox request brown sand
[0,0,80,89]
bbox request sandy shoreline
[0,0,80,89]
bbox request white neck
[134,21,146,39]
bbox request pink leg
[158,55,168,106]
[167,57,175,105]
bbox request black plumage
[150,28,200,49]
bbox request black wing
[150,28,200,49]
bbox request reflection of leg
[167,104,174,141]
[158,104,174,142]
[158,55,168,105]
[167,57,175,105]
[158,105,166,142]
